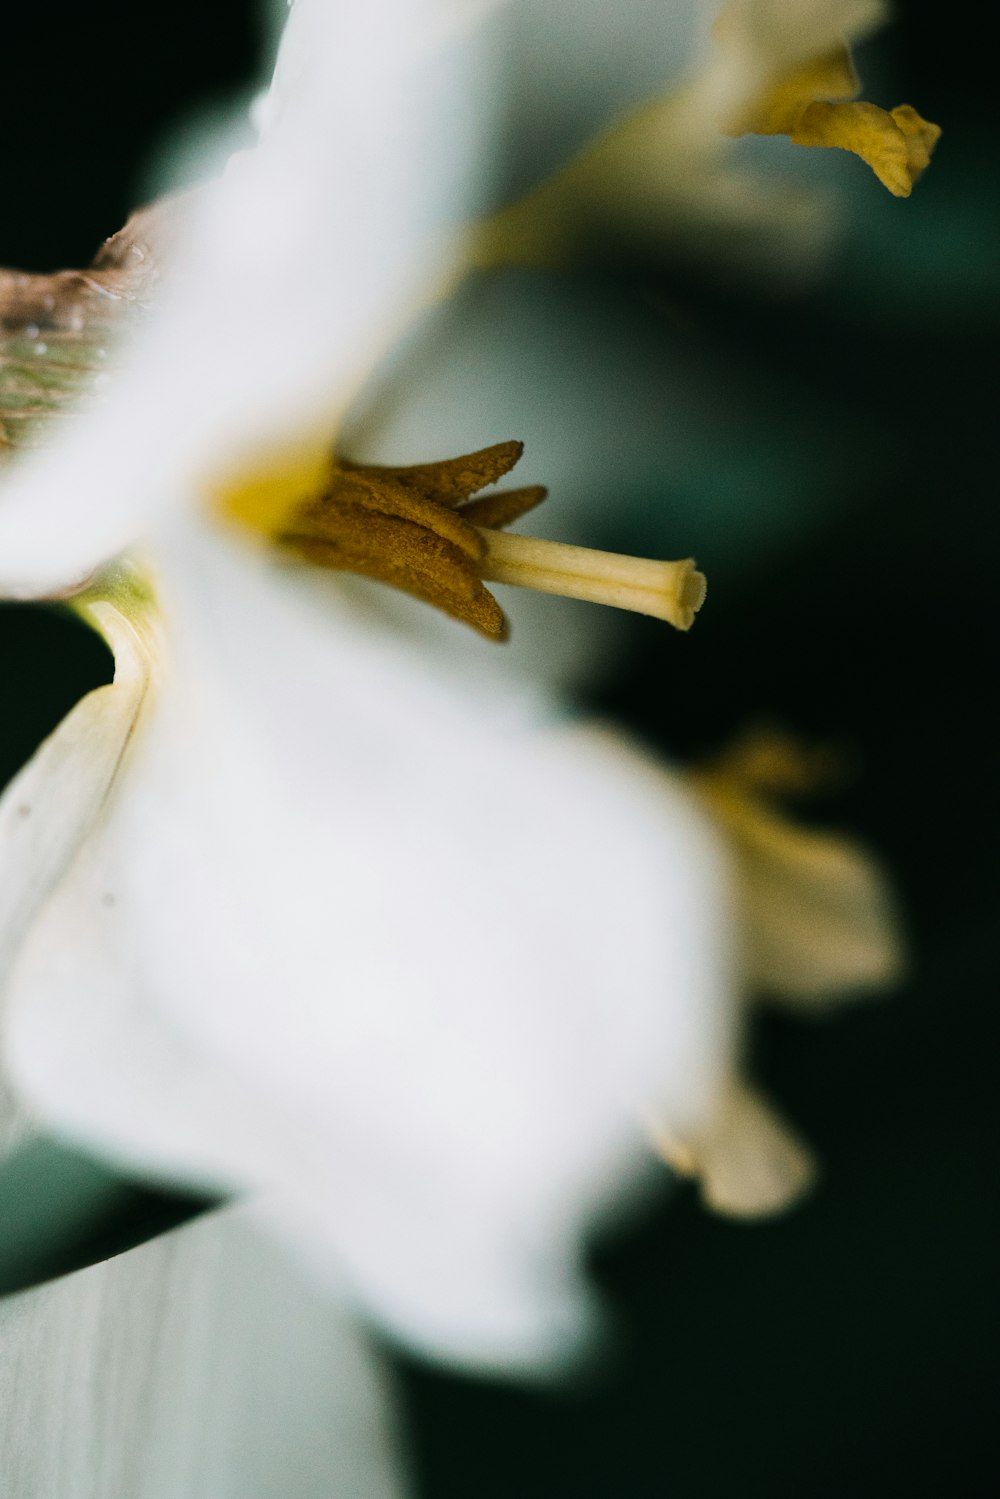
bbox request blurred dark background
[1,1,996,1495]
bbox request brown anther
[276,441,548,640]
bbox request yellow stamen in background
[718,27,941,197]
[727,47,859,136]
[689,728,906,1000]
[478,530,706,632]
[790,100,941,198]
[704,728,845,800]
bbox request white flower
[0,543,729,1368]
[0,0,733,1375]
[0,0,909,1484]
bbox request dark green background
[1,2,996,1494]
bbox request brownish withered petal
[1,269,120,340]
[90,196,190,296]
[457,484,548,530]
[0,199,182,342]
[339,440,524,506]
[0,269,125,455]
[282,504,508,639]
[0,197,191,456]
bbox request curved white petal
[0,1208,408,1499]
[5,527,733,1370]
[0,597,151,987]
[0,0,905,600]
[0,0,489,595]
[0,594,153,1153]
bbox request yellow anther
[790,99,941,197]
[717,23,940,196]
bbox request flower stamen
[716,24,941,198]
[222,439,705,640]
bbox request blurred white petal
[0,591,152,1157]
[2,524,732,1369]
[0,0,488,595]
[0,0,736,1377]
[0,0,925,604]
[0,592,151,989]
[0,1208,407,1499]
[0,0,905,1372]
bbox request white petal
[0,0,897,598]
[0,1207,408,1499]
[5,526,733,1370]
[0,0,488,595]
[0,595,152,1154]
[0,598,151,987]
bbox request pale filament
[476,529,707,632]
